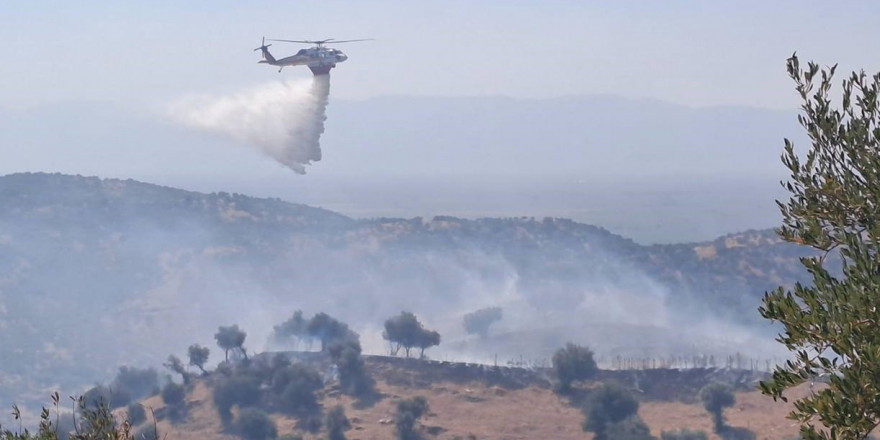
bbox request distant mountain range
[0,173,809,410]
[0,92,802,181]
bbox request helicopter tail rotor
[254,36,273,52]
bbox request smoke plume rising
[170,75,331,174]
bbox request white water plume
[170,75,331,174]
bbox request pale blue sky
[2,1,880,109]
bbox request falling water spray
[170,74,332,174]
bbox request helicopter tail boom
[259,48,277,64]
[254,37,277,64]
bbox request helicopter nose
[337,54,348,62]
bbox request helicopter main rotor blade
[267,38,372,44]
[267,39,327,44]
[325,39,374,43]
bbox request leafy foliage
[306,313,358,352]
[383,311,441,358]
[699,382,734,432]
[163,355,190,384]
[215,325,248,362]
[187,344,210,374]
[270,311,375,397]
[582,384,640,440]
[0,392,155,440]
[462,307,503,338]
[272,364,323,413]
[81,385,129,410]
[132,424,158,440]
[160,382,185,407]
[212,374,261,423]
[552,342,598,392]
[605,416,656,440]
[758,54,880,440]
[237,408,277,440]
[395,396,429,440]
[111,367,158,402]
[330,338,375,397]
[324,405,351,440]
[126,403,146,427]
[160,382,187,424]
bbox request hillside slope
[0,173,811,410]
[139,355,802,440]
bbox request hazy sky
[2,0,880,110]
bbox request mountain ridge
[0,172,806,413]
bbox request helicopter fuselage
[258,46,348,75]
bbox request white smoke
[169,75,331,174]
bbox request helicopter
[254,37,372,75]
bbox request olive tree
[215,325,247,362]
[187,344,210,374]
[759,54,880,440]
[699,382,734,432]
[582,384,641,440]
[383,311,441,358]
[552,342,598,392]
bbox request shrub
[188,344,210,374]
[213,374,261,422]
[3,392,149,439]
[112,366,159,401]
[237,407,278,440]
[161,382,185,407]
[127,402,147,426]
[334,341,375,397]
[273,364,323,413]
[699,382,735,432]
[582,384,640,440]
[161,381,187,423]
[324,405,351,440]
[82,384,131,409]
[552,342,598,392]
[395,396,429,440]
[134,423,159,440]
[605,415,656,440]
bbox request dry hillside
[136,355,806,440]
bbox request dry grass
[138,368,811,440]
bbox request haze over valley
[0,173,805,412]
